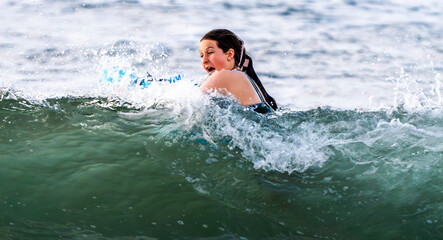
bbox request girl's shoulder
[201,69,262,106]
[202,69,247,89]
[212,69,245,80]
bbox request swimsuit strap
[232,69,268,105]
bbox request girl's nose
[201,55,208,63]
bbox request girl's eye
[199,51,213,58]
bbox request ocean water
[1,0,442,239]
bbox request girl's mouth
[206,66,215,74]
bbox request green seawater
[0,93,442,239]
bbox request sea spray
[391,65,442,112]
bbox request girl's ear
[226,48,235,61]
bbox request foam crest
[374,118,443,150]
[250,121,332,173]
[195,108,332,174]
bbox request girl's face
[199,39,235,75]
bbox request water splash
[391,64,442,113]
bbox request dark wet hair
[201,29,278,110]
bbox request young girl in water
[199,29,278,113]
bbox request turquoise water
[1,92,442,239]
[1,0,443,239]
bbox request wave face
[1,89,442,239]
